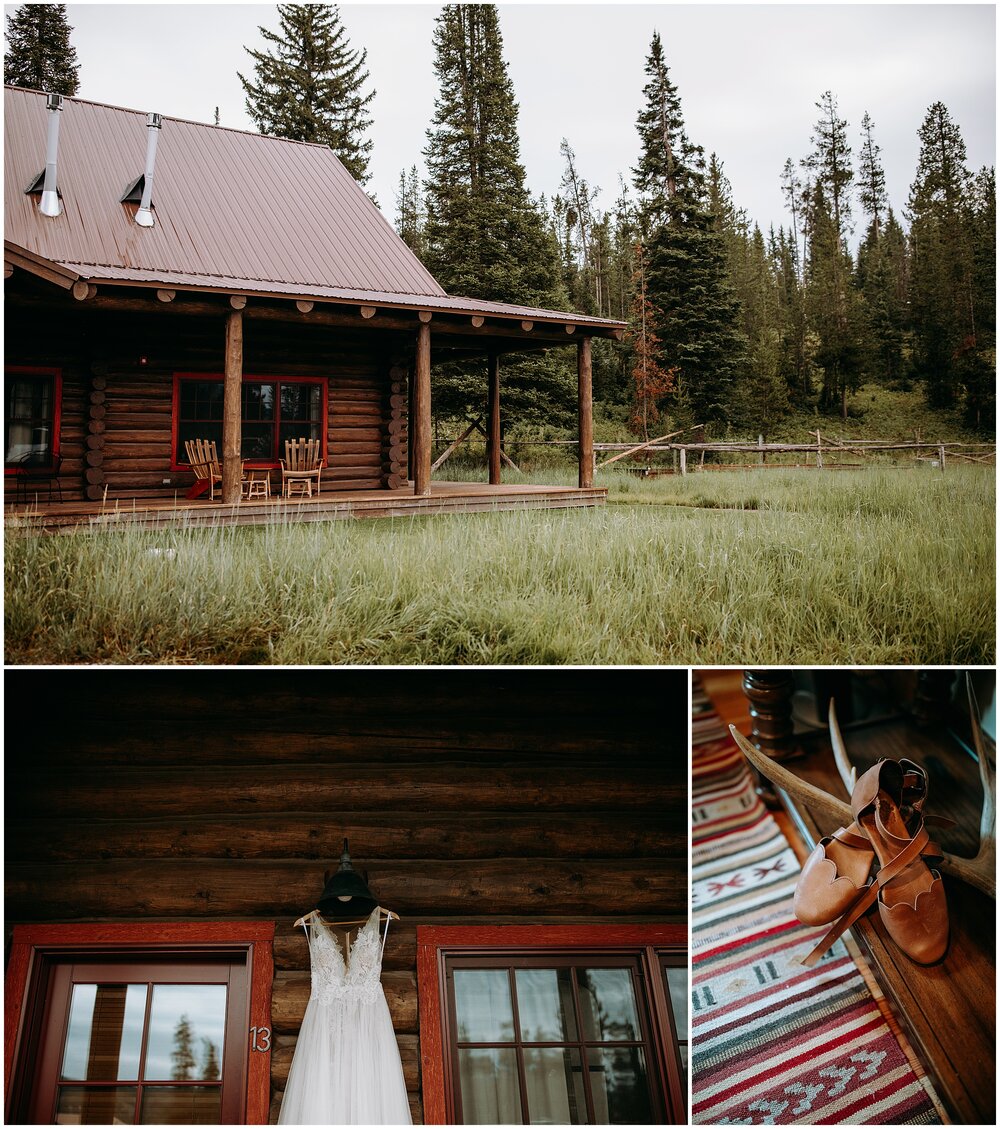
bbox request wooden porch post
[487,352,501,485]
[577,336,594,489]
[413,322,432,496]
[222,310,243,503]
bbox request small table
[242,465,273,500]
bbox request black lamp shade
[316,840,378,918]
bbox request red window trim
[4,365,63,474]
[4,922,274,1125]
[170,372,329,471]
[417,924,688,1125]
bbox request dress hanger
[293,907,399,925]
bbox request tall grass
[5,467,994,665]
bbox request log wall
[3,301,410,501]
[4,669,688,1123]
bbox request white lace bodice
[307,908,386,1006]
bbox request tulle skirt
[278,991,412,1125]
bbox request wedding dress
[278,908,412,1125]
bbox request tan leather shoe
[793,823,873,926]
[803,760,949,966]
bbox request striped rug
[690,680,946,1125]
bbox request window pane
[524,1048,585,1125]
[143,984,227,1081]
[587,1047,653,1124]
[458,1048,521,1124]
[6,374,54,464]
[241,423,274,460]
[60,984,147,1081]
[140,1085,222,1124]
[679,1043,688,1083]
[578,969,640,1042]
[454,969,515,1042]
[242,384,275,422]
[177,423,223,465]
[281,384,318,422]
[516,969,578,1042]
[664,967,688,1039]
[55,1085,136,1124]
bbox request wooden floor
[4,481,607,533]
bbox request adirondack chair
[280,438,324,498]
[184,438,226,501]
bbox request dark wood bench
[741,670,995,1125]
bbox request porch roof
[4,86,624,337]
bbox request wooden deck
[4,481,607,534]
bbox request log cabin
[3,86,625,528]
[3,668,689,1125]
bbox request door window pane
[578,969,640,1042]
[516,969,577,1042]
[458,1047,521,1124]
[55,1085,137,1124]
[143,984,228,1081]
[523,1048,586,1125]
[60,984,147,1081]
[664,967,688,1039]
[140,1086,222,1124]
[587,1047,652,1124]
[454,969,515,1042]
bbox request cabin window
[4,924,273,1126]
[5,367,61,469]
[173,375,325,465]
[418,926,687,1125]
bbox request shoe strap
[830,826,872,851]
[802,820,931,967]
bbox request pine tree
[201,1039,221,1081]
[171,1016,196,1081]
[632,33,748,431]
[856,207,908,387]
[4,3,80,95]
[802,91,853,242]
[857,112,887,242]
[394,166,426,259]
[626,242,676,438]
[907,102,978,410]
[239,4,374,184]
[422,4,572,426]
[804,183,865,417]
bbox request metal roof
[4,86,625,331]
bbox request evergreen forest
[394,9,996,441]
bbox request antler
[728,724,853,827]
[964,673,996,898]
[828,698,857,795]
[729,680,997,901]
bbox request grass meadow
[4,465,994,666]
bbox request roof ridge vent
[38,92,64,217]
[134,112,162,228]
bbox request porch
[4,480,608,534]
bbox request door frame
[4,922,274,1124]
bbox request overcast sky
[46,3,998,240]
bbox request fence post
[815,430,823,469]
[758,434,765,466]
[938,444,946,473]
[679,447,687,476]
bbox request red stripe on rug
[692,1012,886,1113]
[693,964,857,1039]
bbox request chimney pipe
[135,112,162,228]
[39,93,64,218]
